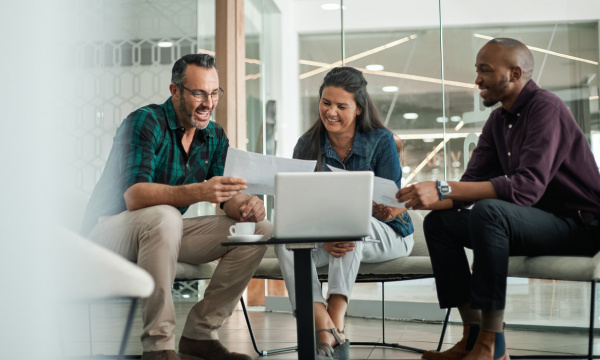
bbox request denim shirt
[293,128,414,237]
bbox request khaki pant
[88,205,271,351]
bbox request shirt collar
[321,127,367,157]
[503,80,539,117]
[164,97,214,139]
[164,97,182,130]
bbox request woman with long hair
[275,67,414,359]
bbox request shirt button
[205,160,208,164]
[186,163,189,168]
[508,124,513,128]
[508,152,511,156]
[517,113,520,117]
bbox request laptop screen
[274,172,374,239]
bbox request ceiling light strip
[299,59,333,67]
[473,34,598,66]
[299,35,416,79]
[397,132,477,140]
[403,138,449,186]
[245,73,261,80]
[359,68,476,89]
[299,62,342,79]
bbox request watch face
[441,185,450,193]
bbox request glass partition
[70,0,209,194]
[288,0,600,323]
[439,4,600,326]
[67,0,214,303]
[298,0,450,185]
[296,1,600,186]
[245,0,280,156]
[440,22,599,180]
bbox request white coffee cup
[229,222,255,236]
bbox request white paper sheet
[326,165,406,208]
[223,148,317,195]
[372,176,406,208]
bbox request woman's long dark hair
[296,67,387,168]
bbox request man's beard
[179,95,210,130]
[482,75,510,108]
[483,99,499,108]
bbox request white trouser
[274,217,414,310]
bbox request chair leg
[436,308,451,352]
[240,297,297,356]
[117,298,139,360]
[89,302,94,356]
[589,280,596,360]
[351,281,428,354]
[381,281,386,343]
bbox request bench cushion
[508,254,600,282]
[255,210,434,282]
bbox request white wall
[292,0,600,33]
[273,0,302,157]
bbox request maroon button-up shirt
[460,80,600,217]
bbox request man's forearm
[448,181,497,202]
[223,193,250,220]
[123,182,203,211]
[398,180,497,211]
[426,199,454,210]
[417,181,495,211]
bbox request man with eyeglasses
[81,53,271,360]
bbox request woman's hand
[372,202,407,222]
[322,241,355,258]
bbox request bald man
[398,38,600,360]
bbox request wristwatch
[438,180,451,199]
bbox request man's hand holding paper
[223,148,316,195]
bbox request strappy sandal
[315,328,350,360]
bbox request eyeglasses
[180,85,224,102]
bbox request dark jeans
[424,199,600,310]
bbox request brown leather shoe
[462,330,509,360]
[178,336,251,360]
[422,324,480,360]
[141,350,181,360]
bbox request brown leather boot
[462,330,509,360]
[178,336,251,360]
[422,324,480,360]
[141,350,181,360]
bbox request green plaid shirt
[81,97,229,235]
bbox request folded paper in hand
[327,165,406,208]
[223,148,316,195]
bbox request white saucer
[227,234,264,242]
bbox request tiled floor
[57,279,600,359]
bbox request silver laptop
[274,171,374,239]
